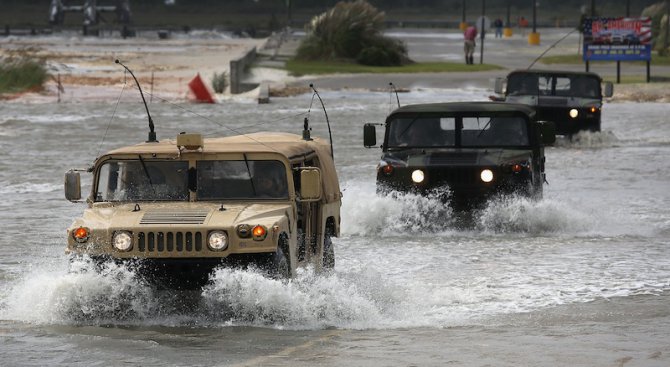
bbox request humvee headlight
[72,227,90,243]
[569,109,579,118]
[411,169,425,183]
[208,230,228,251]
[236,224,251,238]
[252,225,267,241]
[480,169,494,183]
[112,231,133,252]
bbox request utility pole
[286,0,292,28]
[529,0,540,45]
[460,0,467,30]
[591,0,596,17]
[480,0,485,64]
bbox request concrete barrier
[258,82,270,104]
[230,46,258,94]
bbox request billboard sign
[582,17,652,61]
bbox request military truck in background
[364,102,555,210]
[493,70,613,136]
[64,132,342,289]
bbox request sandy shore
[1,30,669,103]
[0,31,266,103]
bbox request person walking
[463,25,477,65]
[494,17,503,38]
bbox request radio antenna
[115,59,157,143]
[309,84,334,160]
[389,82,401,108]
[527,28,578,70]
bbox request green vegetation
[0,57,48,94]
[601,75,670,84]
[295,0,410,67]
[540,53,670,66]
[285,59,502,76]
[211,71,229,93]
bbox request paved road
[266,27,670,91]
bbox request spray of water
[1,257,156,324]
[554,130,620,149]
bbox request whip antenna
[309,84,334,159]
[115,59,157,143]
[389,82,401,108]
[527,28,578,70]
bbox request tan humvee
[65,132,342,287]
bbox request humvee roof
[506,69,603,80]
[388,102,536,117]
[103,132,341,204]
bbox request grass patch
[540,53,670,66]
[601,75,670,84]
[0,57,48,94]
[285,59,502,76]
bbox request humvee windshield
[197,160,288,200]
[387,116,529,148]
[96,160,189,201]
[95,159,288,202]
[507,73,600,98]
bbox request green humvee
[65,132,342,288]
[364,102,555,210]
[494,69,613,136]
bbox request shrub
[211,71,228,93]
[295,0,411,66]
[0,56,48,94]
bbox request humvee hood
[388,149,533,167]
[80,202,291,228]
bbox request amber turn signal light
[381,164,394,176]
[512,164,523,173]
[252,225,267,240]
[73,227,89,243]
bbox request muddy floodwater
[1,88,669,366]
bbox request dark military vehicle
[363,102,555,210]
[494,70,613,136]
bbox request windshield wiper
[476,117,492,138]
[242,154,257,196]
[396,116,421,139]
[137,155,157,197]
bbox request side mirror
[299,167,322,202]
[603,82,613,98]
[537,121,556,145]
[363,123,377,148]
[64,170,82,202]
[494,77,505,94]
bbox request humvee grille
[431,167,480,186]
[137,231,204,253]
[429,153,477,165]
[538,97,568,106]
[140,210,209,225]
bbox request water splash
[476,195,593,234]
[555,130,620,149]
[340,181,456,236]
[1,257,156,324]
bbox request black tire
[266,245,290,279]
[323,235,335,270]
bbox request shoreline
[1,30,669,104]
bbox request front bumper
[377,166,533,207]
[80,254,271,290]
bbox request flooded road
[1,87,669,366]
